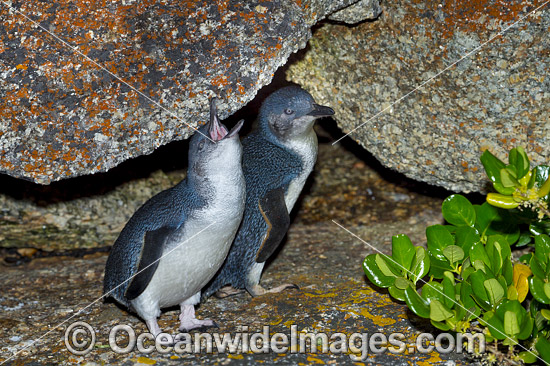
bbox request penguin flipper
[255,187,290,263]
[125,226,174,300]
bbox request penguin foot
[214,285,246,298]
[179,319,218,332]
[145,318,163,338]
[179,304,219,332]
[248,283,300,297]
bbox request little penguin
[103,98,246,337]
[204,86,334,298]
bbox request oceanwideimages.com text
[65,321,485,361]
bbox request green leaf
[507,285,518,301]
[493,183,516,195]
[531,221,550,236]
[426,224,455,262]
[486,235,511,275]
[541,309,550,321]
[410,246,430,284]
[441,276,456,309]
[481,150,506,185]
[469,270,491,311]
[535,234,550,265]
[459,281,478,311]
[428,254,453,279]
[475,202,500,237]
[534,165,550,192]
[472,259,486,272]
[535,310,546,331]
[483,311,506,340]
[421,282,445,304]
[517,315,534,340]
[462,268,476,281]
[363,255,395,288]
[442,194,476,227]
[475,203,520,245]
[494,300,533,341]
[388,285,406,302]
[529,276,550,304]
[430,319,452,331]
[517,351,538,364]
[484,278,505,305]
[508,146,530,179]
[429,299,453,322]
[454,226,480,256]
[500,166,519,187]
[469,242,491,269]
[391,234,415,272]
[502,259,513,286]
[488,235,512,260]
[443,245,465,264]
[530,255,547,280]
[375,254,399,277]
[443,271,455,284]
[530,298,546,319]
[394,277,410,290]
[404,285,430,318]
[497,275,508,294]
[504,310,520,336]
[535,337,550,364]
[516,231,532,248]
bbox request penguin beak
[307,104,335,117]
[208,98,229,141]
[226,119,244,139]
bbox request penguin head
[188,99,244,181]
[259,86,334,142]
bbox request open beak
[226,119,244,138]
[307,103,335,117]
[208,98,244,141]
[208,98,228,141]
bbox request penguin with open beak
[104,99,246,336]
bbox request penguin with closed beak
[204,86,334,298]
[103,99,245,337]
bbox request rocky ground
[0,120,485,365]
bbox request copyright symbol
[64,321,96,355]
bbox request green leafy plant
[363,147,550,365]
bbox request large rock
[0,0,380,184]
[288,0,550,193]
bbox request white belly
[283,132,318,212]
[131,204,243,318]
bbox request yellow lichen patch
[359,308,397,327]
[414,351,444,366]
[306,355,325,364]
[227,354,244,359]
[303,291,338,298]
[135,356,156,365]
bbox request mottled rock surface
[288,0,550,193]
[0,0,380,184]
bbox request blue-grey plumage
[103,99,246,336]
[204,86,334,298]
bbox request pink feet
[178,304,218,332]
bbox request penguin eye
[198,140,205,150]
[284,108,294,115]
